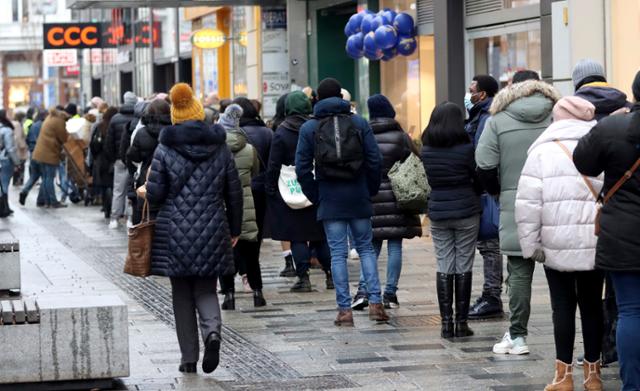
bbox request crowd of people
[4,58,640,390]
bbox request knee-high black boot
[455,272,474,338]
[437,272,454,338]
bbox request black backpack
[314,114,364,180]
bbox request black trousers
[544,267,604,363]
[219,240,263,293]
[291,240,331,277]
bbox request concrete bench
[0,295,129,384]
[0,230,20,291]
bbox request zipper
[333,116,341,160]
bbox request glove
[531,248,546,264]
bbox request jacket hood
[490,80,561,122]
[119,103,135,115]
[281,114,309,132]
[313,97,351,118]
[576,85,629,116]
[134,101,149,118]
[159,120,226,161]
[528,119,597,153]
[225,130,248,153]
[370,117,401,134]
[47,108,70,120]
[146,120,169,138]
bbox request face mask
[464,93,474,111]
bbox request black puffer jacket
[574,104,640,272]
[120,101,148,168]
[105,104,135,163]
[240,118,272,192]
[127,113,171,189]
[575,85,630,120]
[370,118,422,240]
[421,142,482,222]
[146,121,243,278]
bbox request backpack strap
[554,140,600,200]
[602,156,640,204]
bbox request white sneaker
[242,274,252,293]
[493,331,530,355]
[349,249,359,260]
[126,219,134,229]
[108,219,118,229]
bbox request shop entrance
[316,2,356,100]
[91,78,101,99]
[120,71,133,98]
[154,63,176,94]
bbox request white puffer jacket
[515,119,603,271]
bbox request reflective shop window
[232,7,248,97]
[504,0,539,8]
[472,29,541,85]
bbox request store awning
[67,0,284,9]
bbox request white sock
[282,250,292,258]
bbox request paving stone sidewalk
[4,191,622,391]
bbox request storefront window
[232,7,248,97]
[202,15,219,97]
[380,0,422,137]
[504,0,539,8]
[471,28,541,85]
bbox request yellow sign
[239,31,248,47]
[191,29,226,49]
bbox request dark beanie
[367,94,396,119]
[473,75,500,97]
[632,70,640,102]
[64,103,78,117]
[317,78,342,101]
[285,91,312,116]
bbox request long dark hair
[0,109,14,129]
[99,107,118,138]
[421,102,469,148]
[271,93,288,131]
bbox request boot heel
[221,292,235,310]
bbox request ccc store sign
[43,23,101,49]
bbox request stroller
[59,139,93,205]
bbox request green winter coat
[476,80,561,256]
[226,130,259,241]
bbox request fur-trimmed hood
[47,108,70,120]
[490,80,561,122]
[159,120,226,161]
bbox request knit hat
[632,70,640,102]
[572,59,606,89]
[218,104,243,130]
[285,91,312,116]
[317,78,342,101]
[553,96,595,122]
[123,91,137,106]
[64,103,78,117]
[90,96,104,108]
[169,83,205,124]
[367,94,396,119]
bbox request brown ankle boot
[334,309,354,327]
[583,359,602,391]
[369,303,390,322]
[544,360,574,391]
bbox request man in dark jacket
[105,91,137,229]
[573,58,631,120]
[573,72,640,388]
[296,78,388,327]
[464,74,504,320]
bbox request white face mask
[464,92,474,112]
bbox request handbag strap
[602,156,640,204]
[554,140,600,200]
[141,199,150,223]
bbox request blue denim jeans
[610,271,640,390]
[357,239,403,296]
[323,218,382,310]
[21,160,45,205]
[0,159,14,195]
[41,163,59,205]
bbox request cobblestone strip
[30,210,301,381]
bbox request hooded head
[367,94,396,119]
[143,99,171,129]
[218,104,243,130]
[285,91,312,116]
[169,83,205,124]
[572,59,606,90]
[317,78,342,101]
[553,96,595,122]
[123,91,138,106]
[64,103,78,117]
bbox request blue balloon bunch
[345,9,417,61]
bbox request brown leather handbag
[124,200,154,277]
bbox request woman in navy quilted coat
[146,83,243,375]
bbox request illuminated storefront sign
[191,29,226,49]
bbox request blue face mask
[464,93,474,112]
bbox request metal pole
[131,8,137,95]
[174,7,180,83]
[149,8,155,93]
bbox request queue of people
[6,58,640,390]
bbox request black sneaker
[325,271,334,290]
[351,292,369,310]
[178,362,197,373]
[19,192,26,206]
[383,293,399,309]
[279,255,297,277]
[468,296,503,320]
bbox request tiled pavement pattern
[6,189,622,391]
